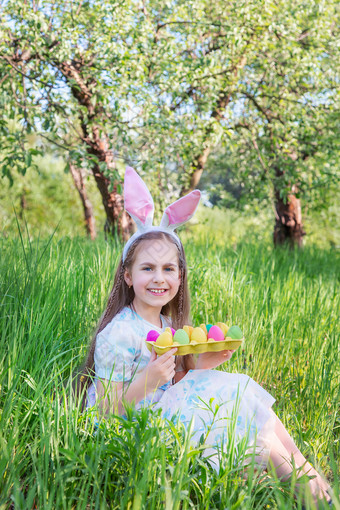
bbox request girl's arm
[96,374,155,416]
[172,351,236,381]
[195,349,236,370]
[174,370,188,383]
[96,379,124,416]
[96,347,177,415]
[173,355,190,383]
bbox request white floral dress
[88,306,276,469]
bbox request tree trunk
[180,117,225,196]
[180,56,248,195]
[91,164,133,241]
[87,130,133,241]
[57,61,134,241]
[19,188,27,219]
[69,163,96,240]
[273,186,306,247]
[183,146,212,194]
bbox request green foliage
[0,228,339,508]
[1,154,339,247]
[188,201,340,249]
[0,0,339,214]
[0,153,106,237]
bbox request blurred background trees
[1,0,339,245]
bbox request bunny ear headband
[123,166,201,262]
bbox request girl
[83,167,332,507]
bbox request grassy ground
[0,225,339,509]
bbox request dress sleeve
[94,320,137,382]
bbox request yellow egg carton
[145,337,243,356]
[145,323,243,356]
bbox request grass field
[0,224,339,509]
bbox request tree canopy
[1,0,339,243]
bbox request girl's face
[124,238,181,316]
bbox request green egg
[174,329,190,345]
[206,324,213,332]
[226,325,243,339]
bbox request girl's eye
[142,266,175,272]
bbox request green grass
[0,228,339,509]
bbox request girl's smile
[148,288,168,295]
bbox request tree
[131,0,339,246]
[1,0,339,245]
[0,0,138,238]
[69,162,96,240]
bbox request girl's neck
[131,300,162,328]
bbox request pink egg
[207,325,225,341]
[171,327,176,336]
[147,330,160,342]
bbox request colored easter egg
[191,327,207,343]
[156,331,174,346]
[227,325,243,340]
[217,322,228,336]
[206,324,213,333]
[199,324,208,335]
[147,330,160,342]
[165,326,176,337]
[183,325,193,338]
[173,329,190,345]
[207,325,225,341]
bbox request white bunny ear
[124,166,154,230]
[160,190,201,230]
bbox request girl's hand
[143,347,177,392]
[195,350,236,370]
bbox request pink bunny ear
[124,166,154,229]
[160,190,201,230]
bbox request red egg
[147,330,160,342]
[207,325,225,341]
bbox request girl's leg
[272,412,330,494]
[267,411,331,504]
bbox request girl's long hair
[77,231,194,409]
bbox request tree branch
[2,56,53,87]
